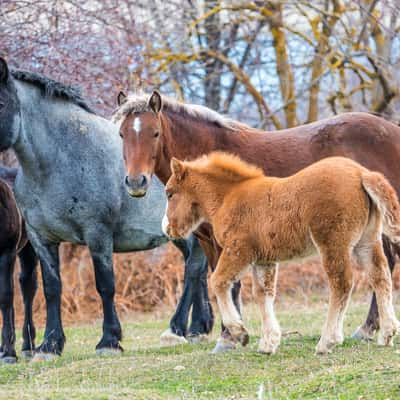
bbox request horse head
[0,57,21,151]
[114,90,164,197]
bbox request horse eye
[154,131,160,138]
[167,192,173,200]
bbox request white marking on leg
[217,285,243,333]
[265,295,280,333]
[133,117,141,136]
[162,203,169,235]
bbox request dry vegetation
[9,242,400,327]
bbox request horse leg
[210,249,250,350]
[88,237,122,354]
[161,235,213,346]
[360,242,399,346]
[0,247,17,364]
[31,239,65,360]
[160,238,192,345]
[213,281,243,352]
[352,236,394,340]
[252,264,281,355]
[316,250,353,354]
[18,241,38,359]
[187,236,213,341]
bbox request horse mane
[188,151,264,182]
[111,92,252,132]
[11,70,95,114]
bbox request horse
[163,153,400,354]
[114,90,400,352]
[0,57,212,360]
[0,166,38,364]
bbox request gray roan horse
[0,57,212,359]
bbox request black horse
[0,166,38,364]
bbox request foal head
[113,91,163,197]
[162,158,204,239]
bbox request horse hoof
[160,329,188,347]
[21,350,35,360]
[31,352,58,362]
[2,356,17,365]
[315,348,332,356]
[187,334,209,344]
[95,348,123,356]
[351,325,374,341]
[211,337,236,354]
[258,337,280,355]
[238,332,250,347]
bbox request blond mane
[187,152,264,182]
[111,92,252,132]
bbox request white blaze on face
[133,117,141,136]
[162,202,169,235]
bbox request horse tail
[362,171,400,243]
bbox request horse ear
[148,90,163,114]
[0,57,9,82]
[171,158,186,181]
[117,91,127,106]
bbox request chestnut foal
[162,153,400,354]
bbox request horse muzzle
[124,174,149,197]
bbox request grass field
[1,297,400,400]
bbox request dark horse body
[115,90,400,351]
[0,58,211,359]
[0,166,38,363]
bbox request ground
[1,296,400,400]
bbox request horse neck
[12,82,53,174]
[13,81,88,180]
[191,174,235,224]
[157,112,248,184]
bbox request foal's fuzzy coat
[163,153,400,354]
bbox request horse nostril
[125,176,131,186]
[139,175,147,187]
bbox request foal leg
[210,250,251,348]
[252,264,281,354]
[88,236,123,354]
[366,243,399,346]
[352,236,394,340]
[18,241,38,359]
[316,250,353,354]
[0,247,17,363]
[213,282,242,353]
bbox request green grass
[1,298,400,399]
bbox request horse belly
[112,228,167,253]
[257,227,316,264]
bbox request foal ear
[117,91,127,106]
[0,57,9,82]
[171,158,186,181]
[148,90,163,114]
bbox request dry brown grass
[10,242,400,327]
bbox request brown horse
[113,91,400,351]
[0,167,38,363]
[163,153,400,354]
